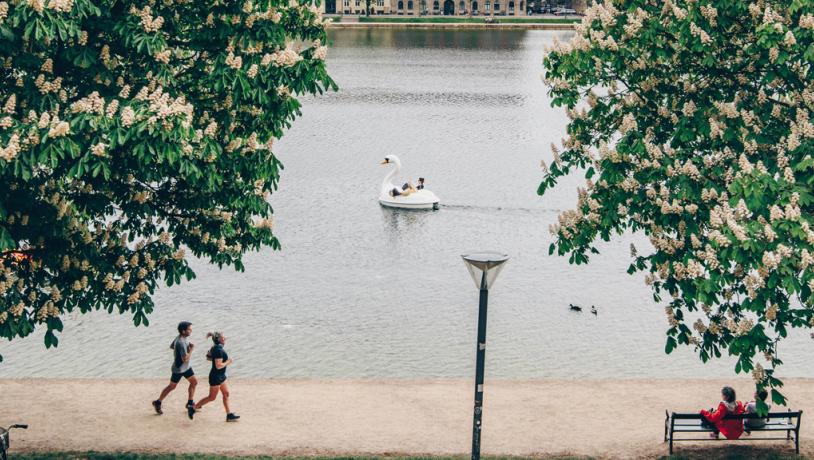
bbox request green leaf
[0,226,13,251]
[665,337,677,354]
[44,330,59,348]
[756,399,769,416]
[771,389,787,406]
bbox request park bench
[664,410,803,455]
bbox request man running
[152,321,197,414]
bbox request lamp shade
[461,251,509,290]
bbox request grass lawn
[667,454,804,460]
[356,16,578,23]
[663,445,807,460]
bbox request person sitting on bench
[744,389,771,433]
[700,386,745,439]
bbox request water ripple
[316,88,526,106]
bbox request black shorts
[170,368,195,383]
[208,374,227,387]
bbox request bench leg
[667,413,675,455]
[796,431,800,454]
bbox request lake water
[2,29,812,380]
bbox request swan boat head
[380,154,402,168]
[380,155,402,195]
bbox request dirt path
[2,378,811,458]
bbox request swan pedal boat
[379,155,440,211]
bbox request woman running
[188,331,240,422]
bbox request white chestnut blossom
[542,0,814,401]
[47,0,72,13]
[90,142,107,157]
[130,5,164,33]
[1,0,333,364]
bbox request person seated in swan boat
[390,183,416,198]
[391,177,426,197]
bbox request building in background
[319,0,586,15]
[325,0,392,15]
[572,0,588,13]
[321,0,528,15]
[515,0,587,15]
[392,0,528,16]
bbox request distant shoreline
[326,15,578,29]
[5,377,813,457]
[329,21,576,29]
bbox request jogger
[188,331,239,422]
[152,321,198,415]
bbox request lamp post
[461,251,509,460]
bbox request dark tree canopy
[541,0,814,407]
[0,0,335,358]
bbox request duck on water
[569,304,599,315]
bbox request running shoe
[226,413,240,422]
[187,405,196,420]
[152,400,163,415]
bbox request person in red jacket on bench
[700,386,745,439]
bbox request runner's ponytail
[206,331,223,345]
[206,331,222,361]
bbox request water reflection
[328,28,533,50]
[318,89,525,107]
[380,206,432,238]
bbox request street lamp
[461,251,509,460]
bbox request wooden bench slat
[673,420,795,427]
[673,425,796,432]
[673,424,797,433]
[671,411,802,420]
